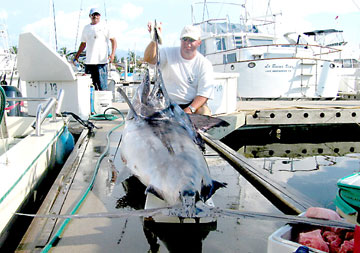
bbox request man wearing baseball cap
[74,7,117,91]
[144,24,214,115]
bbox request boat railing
[191,2,278,36]
[205,42,342,60]
[6,89,64,136]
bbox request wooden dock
[14,99,360,252]
[208,100,360,139]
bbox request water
[250,152,360,209]
[222,123,360,210]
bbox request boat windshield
[334,59,360,68]
[303,29,346,47]
[199,22,259,35]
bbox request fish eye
[156,91,164,99]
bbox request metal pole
[35,104,42,136]
[56,89,64,115]
[32,98,57,130]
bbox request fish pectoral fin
[200,180,227,202]
[145,185,164,200]
[188,114,230,132]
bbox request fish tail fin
[200,180,227,202]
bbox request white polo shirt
[81,22,113,65]
[159,47,214,105]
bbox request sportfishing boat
[0,23,21,88]
[336,56,360,97]
[300,29,360,97]
[0,86,74,246]
[0,29,96,247]
[191,2,342,100]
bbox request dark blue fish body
[119,68,225,214]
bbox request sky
[1,0,360,58]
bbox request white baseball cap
[89,8,101,16]
[180,25,201,41]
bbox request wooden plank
[16,129,90,252]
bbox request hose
[41,108,125,252]
[89,107,120,121]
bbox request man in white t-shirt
[144,24,214,115]
[74,8,117,90]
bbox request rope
[61,111,100,135]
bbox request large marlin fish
[119,68,226,216]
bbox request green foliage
[10,46,17,54]
[58,47,69,56]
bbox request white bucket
[93,91,112,114]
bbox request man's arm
[74,42,86,61]
[184,96,208,114]
[144,21,162,65]
[109,38,117,63]
[144,41,157,65]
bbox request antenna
[52,0,58,51]
[352,0,360,10]
[49,0,58,51]
[74,0,83,51]
[103,0,108,23]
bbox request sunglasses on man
[181,37,196,43]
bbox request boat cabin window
[248,38,273,46]
[223,53,237,64]
[216,38,226,51]
[343,59,352,68]
[198,40,206,55]
[235,36,244,48]
[353,59,360,68]
[334,59,360,68]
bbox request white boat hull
[212,59,340,99]
[0,117,68,242]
